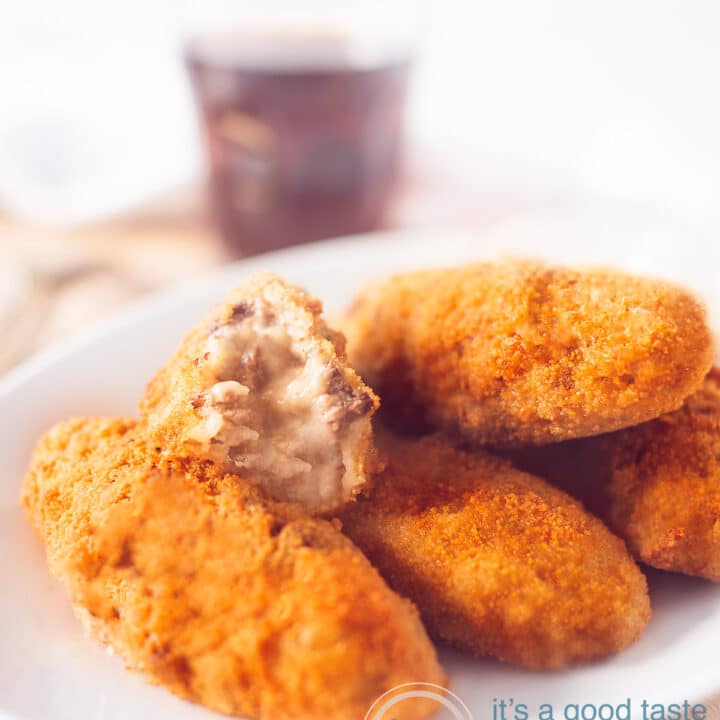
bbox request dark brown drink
[186,33,410,256]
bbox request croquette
[343,261,713,446]
[509,369,720,580]
[141,273,379,513]
[22,418,444,720]
[339,430,651,670]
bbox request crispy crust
[22,418,444,720]
[509,369,720,580]
[141,273,379,513]
[343,261,713,446]
[339,431,651,670]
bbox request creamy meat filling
[186,299,374,511]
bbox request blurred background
[2,0,720,372]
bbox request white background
[1,0,719,233]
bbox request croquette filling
[186,299,373,510]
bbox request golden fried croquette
[343,261,713,446]
[22,418,444,720]
[141,273,379,513]
[339,431,651,670]
[509,369,720,581]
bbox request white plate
[2,220,720,720]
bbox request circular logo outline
[365,682,474,720]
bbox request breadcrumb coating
[141,273,379,514]
[22,418,444,720]
[509,369,720,581]
[339,431,651,670]
[343,261,713,445]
